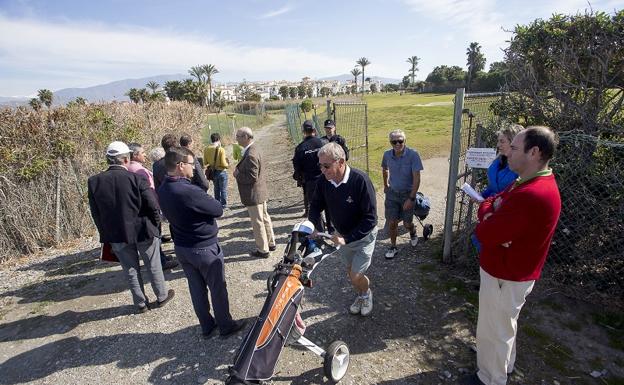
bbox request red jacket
[475,174,561,281]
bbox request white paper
[466,147,497,168]
[461,182,484,202]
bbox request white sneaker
[385,246,398,259]
[410,233,419,247]
[349,296,362,315]
[360,290,373,316]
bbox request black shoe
[162,259,179,271]
[157,289,175,308]
[269,245,277,252]
[202,326,217,339]
[250,250,270,259]
[137,304,150,314]
[459,373,485,385]
[220,319,248,337]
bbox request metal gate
[332,102,369,173]
[442,89,504,262]
[285,100,369,174]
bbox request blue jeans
[213,169,228,207]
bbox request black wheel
[323,340,350,383]
[423,224,433,240]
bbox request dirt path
[0,116,622,385]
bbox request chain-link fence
[443,89,624,307]
[443,91,504,261]
[202,103,268,146]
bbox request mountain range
[1,74,401,107]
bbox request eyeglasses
[178,160,194,166]
[235,134,247,138]
[318,160,337,169]
[390,139,405,145]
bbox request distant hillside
[1,72,403,108]
[51,74,187,105]
[318,74,401,84]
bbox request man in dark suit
[233,127,276,258]
[88,141,175,313]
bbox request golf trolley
[226,221,350,385]
[414,192,434,240]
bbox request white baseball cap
[106,141,130,156]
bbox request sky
[0,0,622,97]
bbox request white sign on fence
[465,147,497,169]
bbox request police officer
[321,119,349,161]
[293,120,325,219]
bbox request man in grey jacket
[233,127,276,258]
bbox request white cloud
[0,14,352,95]
[257,5,294,19]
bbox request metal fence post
[55,157,62,245]
[326,99,332,120]
[442,88,465,263]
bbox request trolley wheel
[266,271,278,294]
[323,340,350,383]
[423,224,434,240]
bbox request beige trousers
[246,201,275,253]
[476,267,535,385]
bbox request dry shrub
[0,101,210,263]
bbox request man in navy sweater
[309,142,378,316]
[157,146,246,338]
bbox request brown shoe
[157,289,175,308]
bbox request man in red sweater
[461,126,561,385]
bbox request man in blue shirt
[381,129,424,259]
[309,143,378,316]
[157,146,246,338]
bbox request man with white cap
[88,141,175,313]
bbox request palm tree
[406,56,420,87]
[126,88,141,103]
[189,65,207,106]
[466,42,486,92]
[201,64,219,105]
[138,88,150,103]
[350,67,361,92]
[356,57,370,94]
[29,98,42,111]
[146,81,160,94]
[37,89,53,108]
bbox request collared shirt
[127,161,154,189]
[330,166,351,188]
[381,146,423,191]
[514,168,553,187]
[242,141,255,157]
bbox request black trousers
[175,242,234,334]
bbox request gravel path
[0,116,621,385]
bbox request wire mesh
[333,102,369,173]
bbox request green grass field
[363,92,455,184]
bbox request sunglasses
[390,139,405,145]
